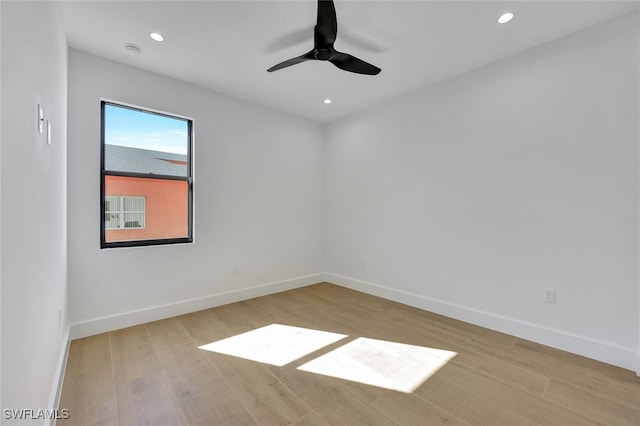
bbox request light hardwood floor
[58,283,640,425]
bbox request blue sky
[104,104,189,155]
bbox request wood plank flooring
[58,283,640,425]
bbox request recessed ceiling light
[150,32,164,42]
[324,99,332,104]
[498,12,514,24]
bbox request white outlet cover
[544,289,556,304]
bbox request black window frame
[100,100,194,249]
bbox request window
[101,101,193,248]
[105,195,146,230]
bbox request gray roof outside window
[105,144,188,177]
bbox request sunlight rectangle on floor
[198,323,348,367]
[297,337,457,393]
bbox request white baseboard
[70,273,325,340]
[67,271,639,373]
[47,325,70,426]
[326,273,638,372]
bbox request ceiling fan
[267,0,381,75]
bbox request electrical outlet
[360,257,367,268]
[544,289,556,304]
[233,265,240,274]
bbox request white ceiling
[61,1,639,122]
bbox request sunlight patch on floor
[297,337,457,393]
[198,324,348,367]
[199,324,456,392]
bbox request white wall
[1,1,69,423]
[67,50,325,336]
[1,0,3,413]
[325,12,640,371]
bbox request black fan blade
[330,51,381,75]
[315,0,337,47]
[267,51,315,72]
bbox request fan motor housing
[314,48,334,61]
